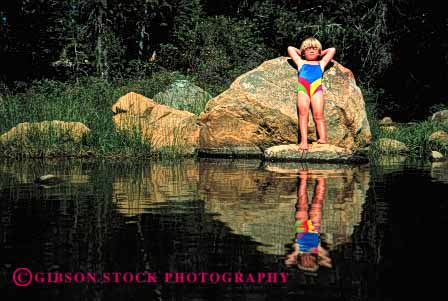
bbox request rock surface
[198,57,371,157]
[0,120,90,143]
[431,109,448,123]
[430,150,446,162]
[112,92,157,115]
[153,80,212,114]
[429,130,448,148]
[379,117,393,125]
[264,143,368,163]
[113,103,200,155]
[377,138,409,154]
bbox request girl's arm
[287,46,304,69]
[320,48,336,68]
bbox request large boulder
[112,92,157,115]
[112,96,201,155]
[198,57,371,157]
[0,120,90,143]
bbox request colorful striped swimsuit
[296,63,323,97]
[295,219,320,254]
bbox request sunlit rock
[0,120,90,144]
[113,105,201,155]
[198,57,371,157]
[112,92,157,115]
[264,143,368,163]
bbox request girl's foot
[316,139,327,144]
[298,142,309,151]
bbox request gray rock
[431,109,448,123]
[153,80,212,114]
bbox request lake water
[1,157,447,300]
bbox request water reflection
[0,158,394,300]
[285,170,332,273]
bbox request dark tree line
[1,0,447,120]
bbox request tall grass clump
[0,71,208,159]
[372,119,447,159]
[360,85,382,161]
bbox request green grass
[377,121,447,156]
[0,72,208,159]
[1,76,446,160]
[361,85,448,161]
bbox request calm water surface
[1,157,447,300]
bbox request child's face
[303,47,321,60]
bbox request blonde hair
[300,37,322,52]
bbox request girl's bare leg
[295,171,309,221]
[309,177,325,232]
[297,92,311,150]
[310,91,327,144]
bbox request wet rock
[431,161,448,183]
[430,150,446,162]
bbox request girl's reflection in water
[284,169,332,273]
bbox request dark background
[1,0,447,121]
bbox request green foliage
[429,103,448,114]
[373,120,448,158]
[161,14,273,95]
[0,72,202,159]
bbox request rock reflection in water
[106,158,369,256]
[200,160,369,255]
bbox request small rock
[380,125,397,133]
[379,117,393,125]
[431,109,448,123]
[377,138,409,154]
[429,130,448,147]
[430,151,446,162]
[34,174,63,186]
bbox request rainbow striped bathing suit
[296,63,323,97]
[295,219,320,254]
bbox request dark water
[0,157,447,300]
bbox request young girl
[287,38,336,151]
